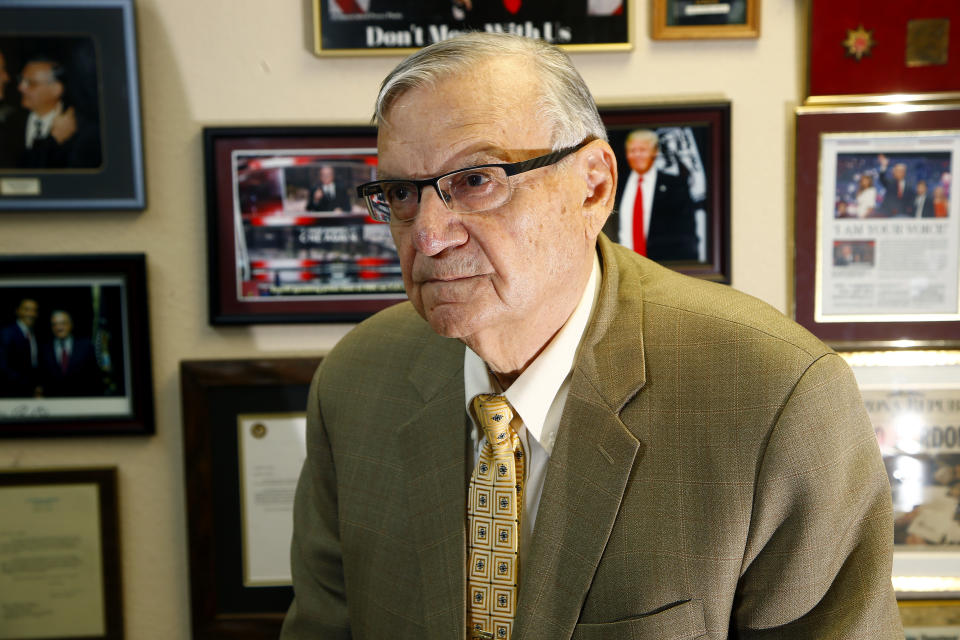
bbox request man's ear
[579,140,617,236]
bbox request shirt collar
[464,252,602,455]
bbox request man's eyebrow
[376,146,543,180]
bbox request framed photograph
[180,357,320,639]
[0,467,122,639]
[807,0,960,104]
[0,0,145,210]
[204,126,408,325]
[0,254,154,437]
[311,0,631,56]
[845,350,960,599]
[650,0,759,40]
[795,104,960,348]
[600,103,730,282]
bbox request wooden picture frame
[0,254,154,437]
[651,0,759,40]
[203,126,409,325]
[600,102,731,283]
[180,358,321,639]
[0,0,145,210]
[0,467,123,640]
[794,103,960,349]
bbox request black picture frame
[311,0,632,56]
[600,102,731,283]
[180,357,321,639]
[0,467,123,640]
[203,126,408,325]
[0,253,154,437]
[0,0,145,211]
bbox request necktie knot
[472,394,514,451]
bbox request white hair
[374,32,607,149]
[625,128,659,150]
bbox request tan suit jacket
[281,234,902,639]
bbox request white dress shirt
[24,102,63,149]
[617,167,657,251]
[463,253,601,566]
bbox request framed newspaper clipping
[795,103,960,348]
[845,350,960,599]
[312,0,632,55]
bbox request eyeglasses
[356,141,588,223]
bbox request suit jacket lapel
[397,336,469,638]
[514,236,648,639]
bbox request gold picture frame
[651,0,760,40]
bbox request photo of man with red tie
[39,309,103,397]
[610,128,699,262]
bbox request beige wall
[0,1,804,637]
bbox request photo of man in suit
[0,297,39,398]
[39,309,103,397]
[281,33,901,640]
[305,165,353,213]
[606,128,699,262]
[877,153,915,217]
[18,54,102,169]
[915,179,936,218]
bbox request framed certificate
[312,0,632,55]
[650,0,760,40]
[795,104,960,348]
[0,467,122,640]
[203,126,408,325]
[180,357,320,639]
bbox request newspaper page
[817,131,960,323]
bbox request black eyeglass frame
[356,140,589,222]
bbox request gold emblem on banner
[251,423,267,438]
[906,18,949,67]
[844,24,875,61]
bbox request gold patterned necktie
[467,394,525,640]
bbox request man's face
[16,299,38,327]
[917,181,927,196]
[50,312,72,339]
[625,137,657,175]
[19,61,63,115]
[893,164,907,181]
[320,166,335,185]
[378,60,602,349]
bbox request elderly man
[608,128,698,261]
[18,55,101,169]
[38,310,102,397]
[876,153,915,218]
[282,33,901,640]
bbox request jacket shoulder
[609,241,831,361]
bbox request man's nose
[409,186,468,256]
